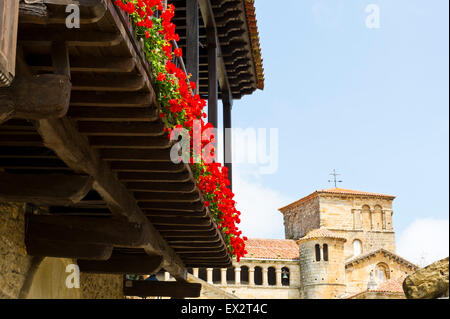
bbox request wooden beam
[78,121,164,136]
[35,116,187,280]
[18,29,121,47]
[25,215,149,248]
[78,253,163,275]
[19,0,107,25]
[0,172,93,206]
[26,239,113,261]
[124,281,202,298]
[0,74,71,120]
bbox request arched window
[281,267,290,286]
[198,268,207,281]
[268,267,276,286]
[323,244,329,261]
[376,263,390,283]
[254,266,263,286]
[213,268,221,284]
[315,244,321,261]
[353,239,362,256]
[226,267,236,284]
[241,266,249,285]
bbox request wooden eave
[172,0,262,100]
[1,0,233,280]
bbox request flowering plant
[115,0,247,261]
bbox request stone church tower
[279,188,402,298]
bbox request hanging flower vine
[115,0,247,261]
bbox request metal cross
[328,169,343,188]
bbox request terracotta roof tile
[373,276,407,293]
[244,0,264,90]
[297,228,347,242]
[279,188,395,212]
[244,239,299,260]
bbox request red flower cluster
[115,0,247,260]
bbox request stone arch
[268,267,276,286]
[213,268,221,284]
[353,239,362,256]
[362,205,372,230]
[323,244,329,261]
[240,266,249,284]
[375,262,390,283]
[315,244,321,261]
[281,266,290,286]
[198,268,207,281]
[226,267,235,284]
[254,266,263,286]
[373,205,383,230]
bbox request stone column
[221,268,227,286]
[164,272,171,281]
[262,266,269,286]
[235,267,241,285]
[193,268,199,278]
[207,268,213,284]
[276,267,282,287]
[249,266,255,286]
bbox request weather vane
[328,169,343,188]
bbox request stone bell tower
[298,228,347,299]
[279,188,397,260]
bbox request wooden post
[207,28,218,130]
[223,96,233,189]
[186,0,199,93]
[0,0,19,87]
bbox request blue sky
[222,0,449,265]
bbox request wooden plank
[71,74,145,92]
[0,74,71,120]
[117,171,191,182]
[69,107,158,122]
[0,172,93,206]
[71,92,152,107]
[25,215,149,248]
[78,253,163,275]
[100,148,172,162]
[149,216,212,227]
[18,28,122,47]
[89,136,170,148]
[134,191,200,203]
[30,56,136,74]
[35,116,187,280]
[110,162,185,173]
[126,181,196,193]
[124,281,202,298]
[78,121,164,136]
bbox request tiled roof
[243,239,299,260]
[244,0,264,90]
[297,228,347,243]
[317,188,396,199]
[374,276,407,293]
[345,248,418,270]
[279,188,395,212]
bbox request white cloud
[233,170,291,240]
[397,218,449,267]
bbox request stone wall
[345,252,415,296]
[0,201,124,299]
[282,197,320,239]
